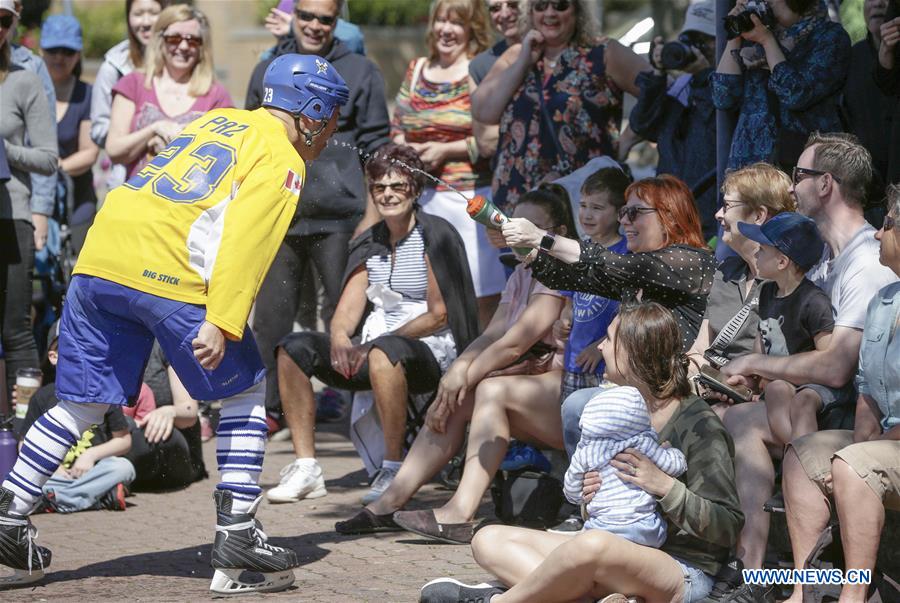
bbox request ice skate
[210,489,299,595]
[0,487,52,588]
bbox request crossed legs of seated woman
[363,369,563,539]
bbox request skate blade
[0,567,45,589]
[209,568,295,595]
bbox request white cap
[681,0,715,37]
[0,0,19,17]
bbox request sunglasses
[0,14,14,29]
[533,0,571,12]
[295,9,337,26]
[162,33,203,49]
[617,206,659,222]
[488,0,520,13]
[792,166,842,186]
[370,181,412,196]
[44,47,78,57]
[884,215,896,232]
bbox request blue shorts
[56,275,265,404]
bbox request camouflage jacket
[657,396,744,576]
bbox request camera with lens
[660,33,703,71]
[723,0,775,40]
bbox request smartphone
[697,365,752,403]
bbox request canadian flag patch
[283,169,303,195]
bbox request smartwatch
[539,232,556,253]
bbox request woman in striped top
[269,145,479,507]
[391,0,506,327]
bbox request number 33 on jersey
[73,108,306,341]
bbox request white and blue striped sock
[2,400,108,515]
[216,379,268,515]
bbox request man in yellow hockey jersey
[0,54,348,595]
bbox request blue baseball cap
[41,15,83,51]
[737,212,825,272]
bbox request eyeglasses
[44,47,78,57]
[295,9,337,26]
[792,166,842,186]
[370,181,412,196]
[617,206,659,222]
[488,1,520,13]
[884,215,896,232]
[533,0,571,12]
[162,33,203,49]
[721,199,746,213]
[0,14,14,29]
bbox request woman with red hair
[503,175,715,524]
[503,174,713,352]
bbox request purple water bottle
[0,416,16,481]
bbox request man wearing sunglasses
[245,0,390,424]
[469,0,523,86]
[714,133,896,603]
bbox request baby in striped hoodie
[564,385,687,547]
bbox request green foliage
[73,2,127,59]
[840,0,867,45]
[346,0,431,26]
[258,0,279,25]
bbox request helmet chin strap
[294,114,329,147]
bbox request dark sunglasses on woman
[533,0,571,12]
[0,14,14,29]
[295,9,337,26]
[618,206,659,222]
[162,33,203,49]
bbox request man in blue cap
[0,54,349,595]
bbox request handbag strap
[409,57,426,99]
[707,294,759,359]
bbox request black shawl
[343,209,480,354]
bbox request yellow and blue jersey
[74,108,306,340]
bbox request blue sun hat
[737,212,825,272]
[41,15,83,52]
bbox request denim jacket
[856,281,900,431]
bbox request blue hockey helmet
[261,53,349,121]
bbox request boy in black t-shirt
[737,213,847,445]
[16,324,134,513]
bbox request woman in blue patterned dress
[712,0,851,171]
[471,0,649,212]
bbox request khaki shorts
[790,430,900,511]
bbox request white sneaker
[361,466,399,505]
[266,460,327,503]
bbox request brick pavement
[4,421,496,602]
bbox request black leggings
[0,220,39,400]
[253,232,352,412]
[278,332,443,395]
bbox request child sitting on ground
[564,384,687,545]
[736,212,844,444]
[15,322,134,513]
